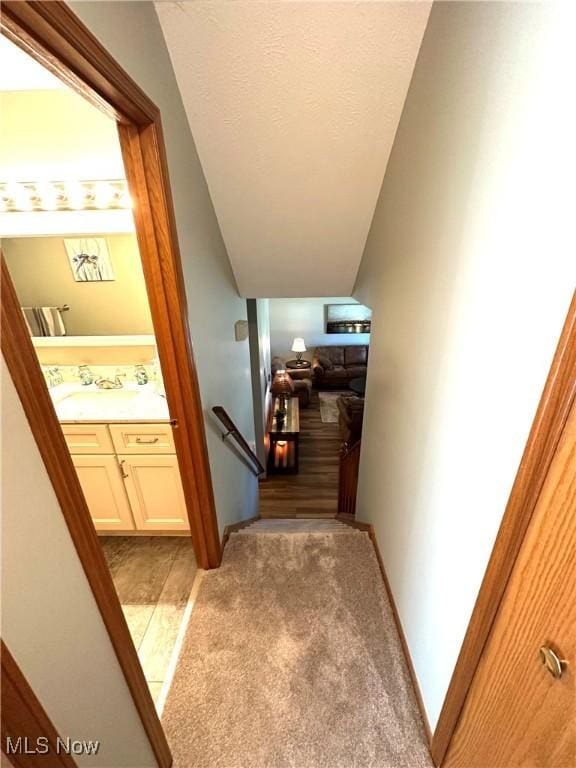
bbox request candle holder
[275,408,286,428]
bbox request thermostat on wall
[234,320,249,341]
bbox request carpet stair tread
[236,519,358,534]
[161,525,431,768]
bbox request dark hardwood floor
[259,390,342,518]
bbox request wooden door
[119,454,189,531]
[444,403,576,767]
[71,454,135,531]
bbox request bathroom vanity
[52,383,189,534]
[6,225,191,536]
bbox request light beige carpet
[162,531,432,768]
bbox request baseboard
[336,515,434,756]
[222,515,261,549]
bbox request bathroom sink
[53,386,169,421]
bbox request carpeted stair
[237,518,354,534]
[162,524,432,768]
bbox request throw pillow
[316,354,333,370]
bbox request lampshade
[291,337,306,353]
[271,370,294,396]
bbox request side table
[285,359,312,371]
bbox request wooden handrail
[212,406,266,476]
[338,439,362,516]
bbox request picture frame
[64,237,114,282]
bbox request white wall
[70,1,258,530]
[269,297,370,361]
[354,1,576,731]
[1,357,157,766]
[0,89,124,182]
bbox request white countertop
[50,382,170,423]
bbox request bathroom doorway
[0,35,199,710]
[1,7,219,765]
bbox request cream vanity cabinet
[71,454,135,531]
[64,422,189,533]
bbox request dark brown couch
[312,345,368,389]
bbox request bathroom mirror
[3,232,154,337]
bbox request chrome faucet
[95,372,125,390]
[78,365,94,385]
[46,367,63,387]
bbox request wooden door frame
[432,291,576,765]
[1,2,223,766]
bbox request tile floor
[100,536,197,703]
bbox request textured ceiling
[156,1,431,298]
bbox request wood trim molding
[431,291,576,765]
[0,1,156,125]
[118,122,221,568]
[336,516,434,751]
[1,261,172,768]
[1,640,77,767]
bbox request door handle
[119,459,129,479]
[539,646,567,679]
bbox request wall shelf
[32,334,156,348]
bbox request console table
[268,396,300,474]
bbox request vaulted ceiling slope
[156,1,431,298]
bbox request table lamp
[271,369,294,411]
[291,337,307,364]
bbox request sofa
[312,345,368,389]
[337,395,365,444]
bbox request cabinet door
[71,454,135,532]
[119,454,190,531]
